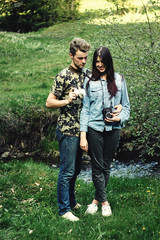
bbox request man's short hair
[70,38,91,56]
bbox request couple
[46,38,130,222]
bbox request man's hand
[67,88,78,104]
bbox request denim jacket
[80,73,130,132]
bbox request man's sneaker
[72,203,81,209]
[85,203,98,215]
[102,203,112,217]
[62,212,79,221]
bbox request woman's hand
[80,132,88,152]
[104,104,122,123]
[105,115,121,123]
[112,104,122,116]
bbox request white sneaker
[102,203,112,217]
[62,212,79,221]
[85,203,98,215]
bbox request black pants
[88,127,120,202]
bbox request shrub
[0,0,80,32]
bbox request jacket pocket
[90,87,102,98]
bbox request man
[46,38,91,221]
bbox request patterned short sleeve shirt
[51,65,91,137]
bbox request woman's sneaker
[62,212,79,221]
[102,203,112,217]
[85,203,98,215]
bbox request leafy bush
[0,106,59,154]
[0,0,80,32]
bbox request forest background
[0,0,160,161]
[0,1,160,239]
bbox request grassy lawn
[0,2,160,239]
[0,7,159,112]
[79,0,150,12]
[0,159,160,240]
[0,9,159,153]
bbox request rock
[1,151,10,158]
[16,152,25,158]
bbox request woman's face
[95,56,106,73]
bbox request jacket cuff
[80,125,88,132]
[118,112,124,124]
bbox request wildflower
[22,198,34,203]
[78,185,80,187]
[28,229,33,234]
[35,182,40,186]
[143,227,145,231]
[147,190,150,193]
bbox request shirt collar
[69,65,82,74]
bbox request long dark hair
[87,47,118,98]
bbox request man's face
[69,49,88,69]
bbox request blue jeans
[56,126,82,216]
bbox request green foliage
[0,105,59,153]
[0,1,160,160]
[106,0,160,15]
[0,160,160,239]
[0,0,80,32]
[107,0,129,14]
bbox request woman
[80,47,130,217]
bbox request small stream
[78,160,160,183]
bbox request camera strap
[100,79,112,108]
[100,79,105,108]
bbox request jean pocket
[56,126,65,143]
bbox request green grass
[0,10,159,111]
[79,0,150,12]
[0,4,160,158]
[0,159,160,240]
[0,3,159,238]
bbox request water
[78,160,160,183]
